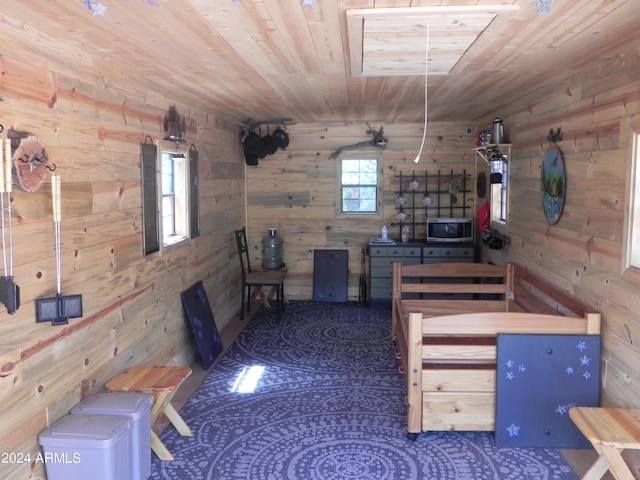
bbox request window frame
[161,149,189,246]
[141,140,199,256]
[336,154,382,218]
[490,156,508,225]
[622,119,640,282]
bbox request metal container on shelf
[261,228,284,270]
[492,118,504,144]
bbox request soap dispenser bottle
[381,225,388,241]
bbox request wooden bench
[392,261,601,439]
[569,407,640,480]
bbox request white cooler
[71,392,154,480]
[39,414,130,480]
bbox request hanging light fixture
[533,0,553,14]
[414,25,430,164]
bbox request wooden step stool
[569,407,640,480]
[106,365,194,461]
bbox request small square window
[340,159,378,213]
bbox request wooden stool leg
[581,453,611,480]
[600,446,636,480]
[151,430,174,461]
[164,403,194,437]
[149,389,192,460]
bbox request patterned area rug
[150,301,577,480]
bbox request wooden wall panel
[481,43,640,409]
[0,47,244,479]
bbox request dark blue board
[495,334,601,448]
[313,250,348,302]
[181,281,224,370]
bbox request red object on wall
[477,201,490,232]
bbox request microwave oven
[426,218,473,243]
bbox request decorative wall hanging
[329,123,387,159]
[0,127,20,314]
[541,145,566,224]
[8,128,54,192]
[164,105,187,145]
[35,174,83,325]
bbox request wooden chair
[234,227,286,320]
[569,407,640,480]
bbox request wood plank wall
[0,55,245,479]
[480,44,640,414]
[246,121,477,300]
[2,18,639,480]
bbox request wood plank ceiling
[0,0,638,125]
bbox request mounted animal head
[329,123,388,159]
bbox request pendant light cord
[414,24,430,164]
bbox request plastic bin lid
[39,414,131,448]
[71,392,153,418]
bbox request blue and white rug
[150,301,577,480]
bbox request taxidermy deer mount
[329,123,388,159]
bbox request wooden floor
[162,302,630,480]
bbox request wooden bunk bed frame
[391,261,601,440]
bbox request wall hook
[547,128,563,144]
[46,163,57,172]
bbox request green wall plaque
[541,145,566,224]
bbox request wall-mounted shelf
[393,169,471,241]
[473,144,512,167]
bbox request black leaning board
[313,249,348,302]
[181,281,224,370]
[495,333,601,448]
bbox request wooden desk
[106,366,194,461]
[569,407,640,480]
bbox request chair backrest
[234,227,252,278]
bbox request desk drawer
[370,246,421,257]
[370,256,422,276]
[423,246,473,259]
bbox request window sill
[489,220,507,235]
[336,211,381,220]
[621,265,640,286]
[163,235,188,248]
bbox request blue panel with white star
[495,334,600,448]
